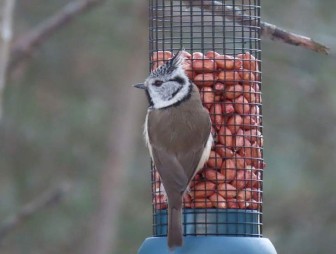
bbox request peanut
[207,151,223,169]
[218,126,233,146]
[215,95,222,102]
[231,170,247,190]
[220,169,237,182]
[218,71,240,85]
[205,50,221,59]
[233,135,245,149]
[239,69,256,83]
[217,183,237,199]
[245,171,258,188]
[209,193,227,208]
[209,103,223,130]
[249,199,259,210]
[190,181,216,199]
[203,168,226,182]
[250,105,259,115]
[227,114,243,134]
[189,173,202,188]
[192,58,217,72]
[227,199,239,209]
[222,156,246,171]
[215,145,234,158]
[237,52,258,71]
[243,129,263,147]
[192,198,213,208]
[192,52,204,59]
[222,100,235,114]
[214,54,235,70]
[182,61,195,80]
[233,95,250,115]
[200,87,215,108]
[237,188,253,200]
[220,159,238,180]
[236,138,252,162]
[194,73,217,87]
[151,51,172,61]
[238,199,253,209]
[222,159,236,170]
[241,115,258,130]
[242,85,257,103]
[225,84,243,100]
[233,155,246,169]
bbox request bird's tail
[167,195,183,250]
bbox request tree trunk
[0,0,15,118]
[83,2,147,254]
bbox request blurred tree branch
[0,182,71,244]
[184,0,329,54]
[8,0,105,73]
[0,0,15,118]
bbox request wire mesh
[149,0,262,237]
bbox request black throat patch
[167,76,186,99]
[145,89,154,107]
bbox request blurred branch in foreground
[0,0,15,118]
[0,182,71,244]
[8,0,105,72]
[184,0,329,54]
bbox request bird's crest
[150,50,184,78]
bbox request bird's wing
[151,146,188,198]
[177,109,212,181]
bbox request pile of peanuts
[151,50,263,210]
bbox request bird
[134,50,213,250]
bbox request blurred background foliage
[0,0,335,253]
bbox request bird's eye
[153,80,163,87]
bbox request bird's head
[134,50,191,109]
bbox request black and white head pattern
[144,50,191,109]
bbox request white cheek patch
[151,83,190,109]
[148,67,190,109]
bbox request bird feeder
[138,0,276,253]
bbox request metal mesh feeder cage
[138,0,276,253]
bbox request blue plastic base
[154,209,261,236]
[138,236,277,254]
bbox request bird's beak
[133,83,146,90]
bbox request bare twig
[0,0,16,118]
[8,0,104,72]
[260,23,329,55]
[184,0,329,54]
[0,182,71,243]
